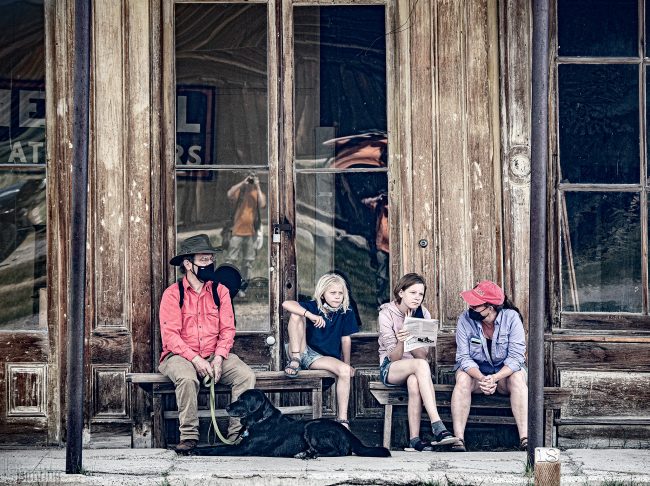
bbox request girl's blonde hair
[312,273,350,314]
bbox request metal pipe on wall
[528,0,550,467]
[66,0,91,475]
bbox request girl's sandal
[450,438,466,452]
[284,352,301,378]
[335,418,350,430]
[519,437,528,450]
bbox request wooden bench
[127,370,335,448]
[369,382,572,449]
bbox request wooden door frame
[159,0,281,372]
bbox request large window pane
[175,3,269,332]
[0,1,46,331]
[175,4,267,167]
[558,0,637,57]
[561,192,641,312]
[558,64,639,184]
[295,172,389,327]
[176,170,269,332]
[294,5,386,169]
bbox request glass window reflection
[176,170,269,332]
[295,172,389,327]
[561,192,641,312]
[294,6,387,169]
[0,0,46,331]
[558,0,637,57]
[175,3,267,167]
[558,64,639,184]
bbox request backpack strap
[212,281,221,308]
[178,278,221,309]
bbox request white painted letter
[187,145,202,164]
[9,141,27,163]
[28,141,44,163]
[176,96,200,133]
[19,90,45,128]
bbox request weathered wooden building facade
[1,0,648,449]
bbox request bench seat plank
[128,370,336,448]
[369,381,571,449]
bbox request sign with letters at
[176,85,215,167]
[0,80,45,165]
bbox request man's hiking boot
[175,439,198,453]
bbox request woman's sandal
[335,418,350,430]
[520,437,528,450]
[284,353,301,378]
[450,438,467,452]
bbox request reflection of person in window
[362,192,389,306]
[226,173,266,292]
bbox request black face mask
[192,262,216,283]
[468,308,487,322]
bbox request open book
[403,317,440,353]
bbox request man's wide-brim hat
[170,234,222,266]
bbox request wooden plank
[89,329,132,364]
[498,0,532,329]
[92,0,126,328]
[124,0,153,376]
[163,405,313,420]
[409,0,437,317]
[126,370,335,383]
[559,370,650,418]
[466,0,501,287]
[395,0,413,272]
[558,313,650,331]
[49,0,75,444]
[383,404,392,449]
[547,332,650,343]
[436,0,472,326]
[553,342,650,370]
[44,0,65,446]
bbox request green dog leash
[203,356,236,446]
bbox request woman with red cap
[450,280,527,452]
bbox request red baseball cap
[460,280,505,306]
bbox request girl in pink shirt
[377,273,456,451]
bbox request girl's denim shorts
[379,356,399,387]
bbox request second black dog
[192,389,391,458]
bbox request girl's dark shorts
[379,357,399,387]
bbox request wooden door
[167,1,280,372]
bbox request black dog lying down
[192,389,391,458]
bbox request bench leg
[312,386,323,419]
[131,386,153,448]
[153,386,165,449]
[544,408,554,447]
[383,404,393,450]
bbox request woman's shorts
[379,357,399,387]
[284,343,324,369]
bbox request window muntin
[0,0,47,331]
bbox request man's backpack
[177,264,244,322]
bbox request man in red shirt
[159,234,256,452]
